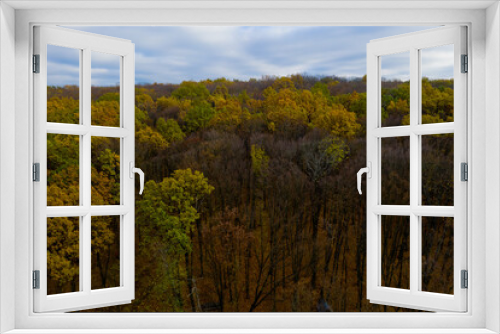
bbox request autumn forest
[46,74,455,312]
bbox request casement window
[360,26,468,312]
[33,26,141,312]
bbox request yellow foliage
[265,88,308,130]
[387,99,409,116]
[157,96,191,113]
[311,104,360,138]
[421,78,453,118]
[251,145,269,177]
[91,100,120,127]
[248,99,263,111]
[136,126,169,152]
[136,93,157,114]
[209,97,252,130]
[47,217,80,293]
[272,77,296,91]
[47,97,79,124]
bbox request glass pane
[381,137,410,205]
[91,51,121,127]
[421,217,454,294]
[381,52,410,127]
[91,216,121,290]
[47,134,80,206]
[381,215,410,290]
[47,217,80,295]
[421,45,454,124]
[47,44,80,124]
[422,134,454,206]
[91,137,120,205]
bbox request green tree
[136,126,169,155]
[97,92,120,103]
[172,81,210,102]
[157,117,186,144]
[250,144,270,178]
[311,82,330,97]
[137,168,214,252]
[183,101,215,132]
[134,169,214,311]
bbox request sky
[47,26,454,86]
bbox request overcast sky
[47,26,454,86]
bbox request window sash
[32,25,136,313]
[366,26,468,312]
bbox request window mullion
[78,48,84,293]
[409,47,420,294]
[82,47,92,294]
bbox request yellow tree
[47,217,80,294]
[136,93,157,115]
[47,96,79,124]
[264,87,308,133]
[421,78,454,122]
[210,97,251,131]
[91,100,120,127]
[157,96,191,116]
[310,104,360,138]
[136,126,169,155]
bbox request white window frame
[1,1,499,333]
[33,26,136,313]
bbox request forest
[46,74,455,312]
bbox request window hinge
[461,54,468,73]
[33,270,40,289]
[461,162,468,181]
[33,54,40,73]
[33,163,40,182]
[461,270,468,289]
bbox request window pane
[421,134,454,206]
[421,217,454,294]
[91,216,121,290]
[381,52,410,127]
[91,137,120,205]
[47,217,80,295]
[47,134,80,206]
[381,215,410,290]
[381,137,410,205]
[91,51,121,127]
[421,45,454,124]
[47,45,80,124]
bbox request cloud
[91,51,120,86]
[421,44,454,80]
[381,51,411,81]
[47,44,80,86]
[47,25,451,86]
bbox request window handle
[129,162,145,195]
[357,162,372,195]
